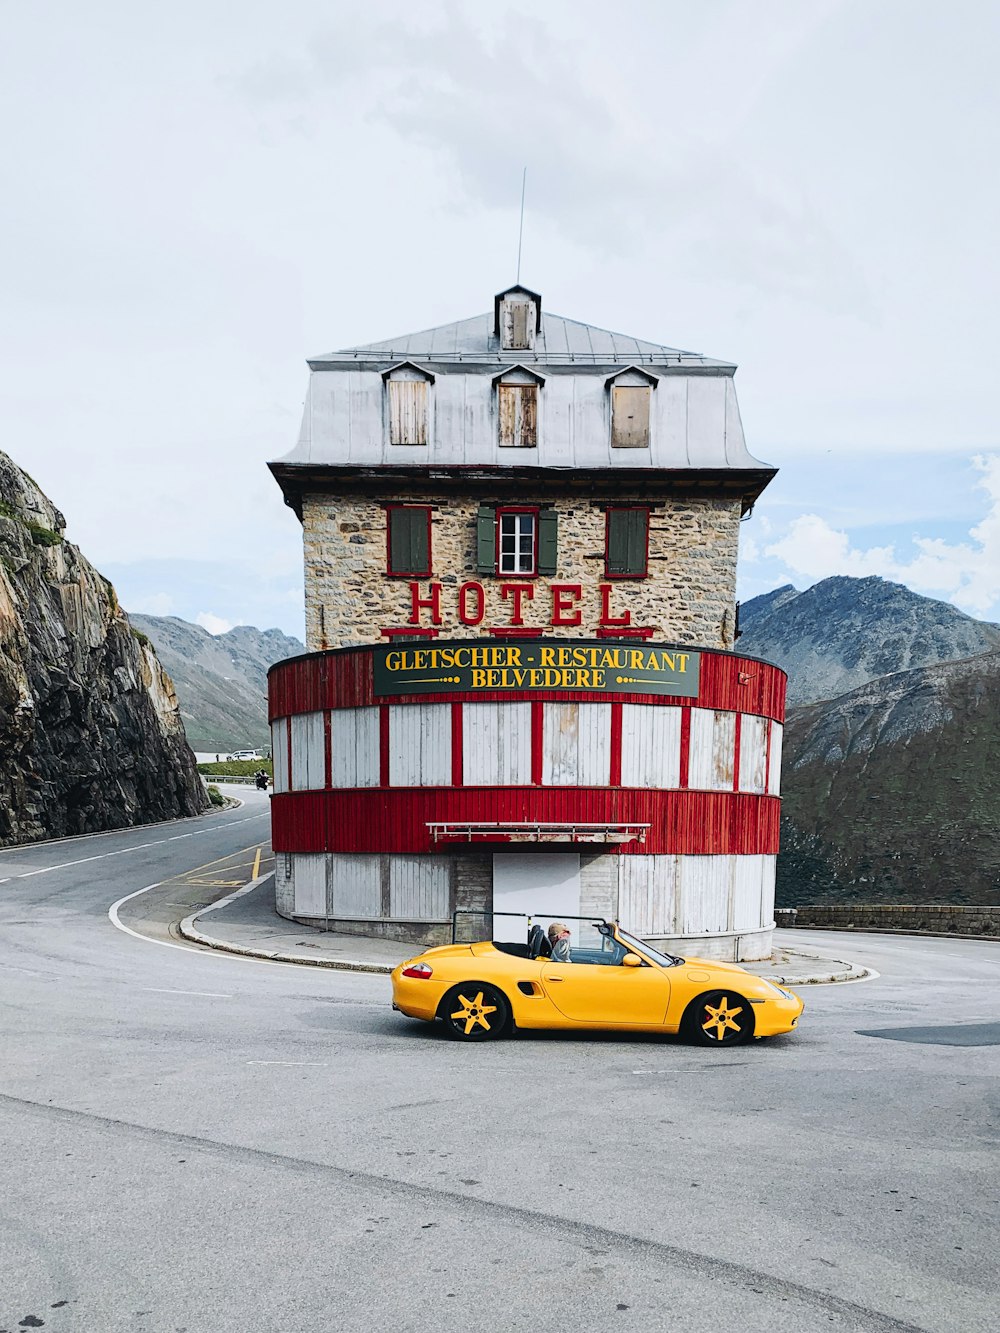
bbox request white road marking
[11,814,268,879]
[143,988,232,998]
[106,880,300,971]
[246,1061,328,1067]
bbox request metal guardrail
[200,774,268,786]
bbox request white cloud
[134,592,174,616]
[196,611,234,635]
[763,454,1000,616]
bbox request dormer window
[606,366,659,449]
[493,365,544,448]
[494,285,542,352]
[382,361,434,446]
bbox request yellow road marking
[252,847,262,880]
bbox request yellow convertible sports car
[391,920,803,1045]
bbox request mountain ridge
[128,614,304,752]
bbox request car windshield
[615,928,683,968]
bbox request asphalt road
[1,791,998,1333]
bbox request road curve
[1,798,998,1333]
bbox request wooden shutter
[389,507,430,575]
[389,380,429,445]
[537,508,558,575]
[502,301,534,350]
[606,508,648,576]
[498,384,538,448]
[611,386,650,448]
[476,505,496,574]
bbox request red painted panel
[679,707,691,789]
[530,701,544,785]
[269,642,788,723]
[732,712,742,793]
[450,702,464,786]
[609,703,622,787]
[379,705,390,786]
[270,788,780,857]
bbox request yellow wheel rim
[450,990,498,1036]
[701,995,743,1041]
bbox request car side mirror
[622,953,642,968]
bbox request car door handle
[548,975,565,982]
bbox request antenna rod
[516,167,527,282]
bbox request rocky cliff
[128,615,304,753]
[739,576,1000,704]
[0,451,207,845]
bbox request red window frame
[495,506,539,578]
[603,505,650,580]
[385,504,433,578]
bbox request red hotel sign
[402,580,642,632]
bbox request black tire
[439,983,510,1042]
[684,990,754,1046]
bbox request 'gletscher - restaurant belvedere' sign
[373,641,700,697]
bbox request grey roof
[310,311,735,372]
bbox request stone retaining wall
[775,904,1000,937]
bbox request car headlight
[760,980,795,1000]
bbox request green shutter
[606,509,628,575]
[389,508,429,575]
[607,509,647,576]
[537,508,558,575]
[476,505,496,574]
[625,508,647,574]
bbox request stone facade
[302,493,742,652]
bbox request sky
[2,0,999,639]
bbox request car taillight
[401,962,434,979]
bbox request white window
[498,510,536,575]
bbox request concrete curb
[763,957,872,985]
[178,875,394,974]
[179,875,870,984]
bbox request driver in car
[547,922,572,962]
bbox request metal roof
[310,310,735,372]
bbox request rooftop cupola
[494,284,542,352]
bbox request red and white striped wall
[268,641,786,961]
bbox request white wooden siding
[330,707,379,788]
[541,703,611,785]
[292,853,326,917]
[389,704,451,786]
[462,702,532,785]
[759,856,776,927]
[271,717,289,793]
[767,723,783,795]
[620,704,682,788]
[329,854,380,918]
[680,857,730,934]
[389,856,450,919]
[732,855,765,932]
[618,856,679,936]
[688,709,736,790]
[290,711,325,791]
[738,715,768,794]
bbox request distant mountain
[738,575,1000,906]
[739,576,1000,704]
[777,650,1000,905]
[129,616,304,753]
